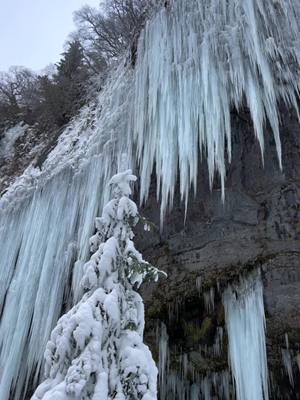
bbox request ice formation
[0,161,108,400]
[0,123,27,160]
[297,354,300,373]
[223,272,269,400]
[134,0,300,219]
[0,0,300,398]
[281,333,298,388]
[203,287,215,313]
[157,323,230,400]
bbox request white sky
[0,0,101,72]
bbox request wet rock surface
[137,108,300,398]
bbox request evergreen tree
[38,41,89,128]
[32,170,165,400]
[55,40,89,121]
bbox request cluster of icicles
[157,272,268,400]
[0,0,300,399]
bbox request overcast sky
[0,0,101,72]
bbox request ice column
[223,272,269,400]
[0,156,115,400]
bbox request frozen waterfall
[0,161,107,399]
[134,0,300,219]
[0,0,300,398]
[223,272,269,400]
[0,68,134,399]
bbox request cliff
[0,1,300,399]
[138,105,300,398]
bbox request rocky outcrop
[138,106,300,398]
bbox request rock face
[1,105,299,399]
[137,107,300,399]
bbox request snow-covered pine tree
[32,170,165,400]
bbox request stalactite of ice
[0,162,108,400]
[134,0,300,219]
[203,287,215,313]
[282,349,294,387]
[167,296,182,322]
[0,0,300,398]
[213,327,224,357]
[223,272,269,400]
[195,276,202,294]
[158,323,169,400]
[0,66,134,400]
[296,354,300,373]
[281,333,294,387]
[157,323,230,400]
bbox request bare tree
[0,1,161,133]
[74,0,154,69]
[0,67,40,128]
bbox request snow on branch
[32,170,165,400]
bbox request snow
[0,123,27,160]
[109,169,137,196]
[1,1,299,221]
[119,330,158,399]
[0,0,299,398]
[31,170,161,399]
[223,271,269,400]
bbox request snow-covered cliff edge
[0,1,300,399]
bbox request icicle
[281,333,294,387]
[1,1,300,398]
[195,276,202,294]
[0,161,108,400]
[213,327,224,357]
[157,323,230,400]
[223,272,269,400]
[158,322,169,400]
[296,354,300,373]
[134,0,300,219]
[282,349,294,387]
[0,65,134,400]
[203,287,215,313]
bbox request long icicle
[223,272,269,400]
